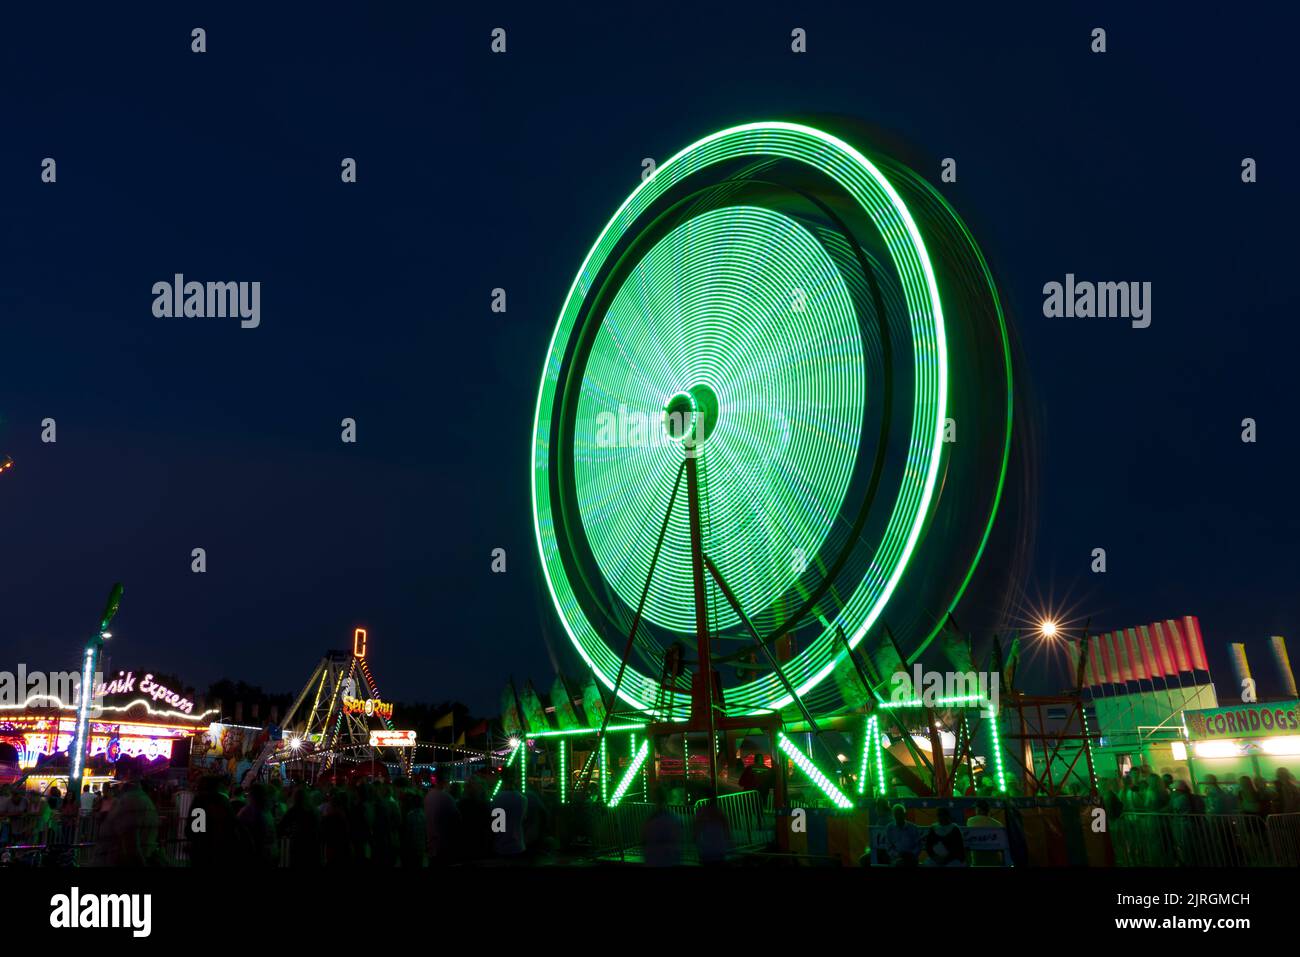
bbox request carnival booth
[0,668,212,793]
[1175,700,1300,786]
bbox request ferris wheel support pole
[685,452,721,799]
[577,462,687,796]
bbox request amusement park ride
[522,121,1096,809]
[248,628,416,783]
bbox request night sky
[2,5,1296,713]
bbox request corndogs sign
[1185,700,1300,741]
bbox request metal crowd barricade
[595,801,692,861]
[693,789,770,847]
[1265,811,1300,866]
[1110,812,1276,867]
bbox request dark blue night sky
[2,4,1296,712]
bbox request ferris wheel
[532,121,1014,736]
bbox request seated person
[924,806,966,866]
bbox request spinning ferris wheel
[531,122,1015,760]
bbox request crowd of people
[1100,765,1300,819]
[0,773,565,867]
[5,758,1300,868]
[873,799,1004,867]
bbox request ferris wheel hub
[663,382,719,449]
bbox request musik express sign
[1185,701,1300,741]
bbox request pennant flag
[831,638,871,709]
[987,634,1003,677]
[1164,619,1193,675]
[581,674,608,726]
[1137,625,1164,686]
[864,626,913,701]
[1096,633,1117,686]
[467,719,489,738]
[500,682,524,734]
[1073,637,1089,692]
[1111,631,1134,685]
[434,711,455,730]
[1125,628,1149,682]
[939,617,975,675]
[1150,621,1177,678]
[1182,615,1210,675]
[520,680,551,734]
[550,676,582,730]
[454,732,465,747]
[1002,634,1021,692]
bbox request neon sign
[342,696,394,721]
[93,671,195,715]
[369,730,415,748]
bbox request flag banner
[1003,634,1021,692]
[1072,638,1089,692]
[1107,632,1129,684]
[1125,628,1149,682]
[1094,634,1116,688]
[1165,619,1193,675]
[550,676,582,730]
[500,683,524,734]
[864,626,912,700]
[1151,621,1177,678]
[434,711,455,730]
[1137,625,1165,687]
[1271,636,1299,698]
[1227,643,1252,692]
[832,645,871,709]
[1116,630,1137,684]
[1182,615,1210,674]
[581,675,608,726]
[1085,635,1103,689]
[939,619,975,675]
[520,681,551,734]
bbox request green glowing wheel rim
[533,121,994,718]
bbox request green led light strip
[872,720,887,796]
[599,735,609,803]
[525,723,645,739]
[533,122,949,716]
[987,711,1007,793]
[857,715,875,796]
[880,694,989,710]
[1080,709,1098,793]
[777,732,854,809]
[608,740,651,807]
[491,741,522,800]
[559,740,568,804]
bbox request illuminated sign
[369,730,416,748]
[353,627,368,659]
[1185,700,1300,741]
[342,696,394,721]
[93,671,195,714]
